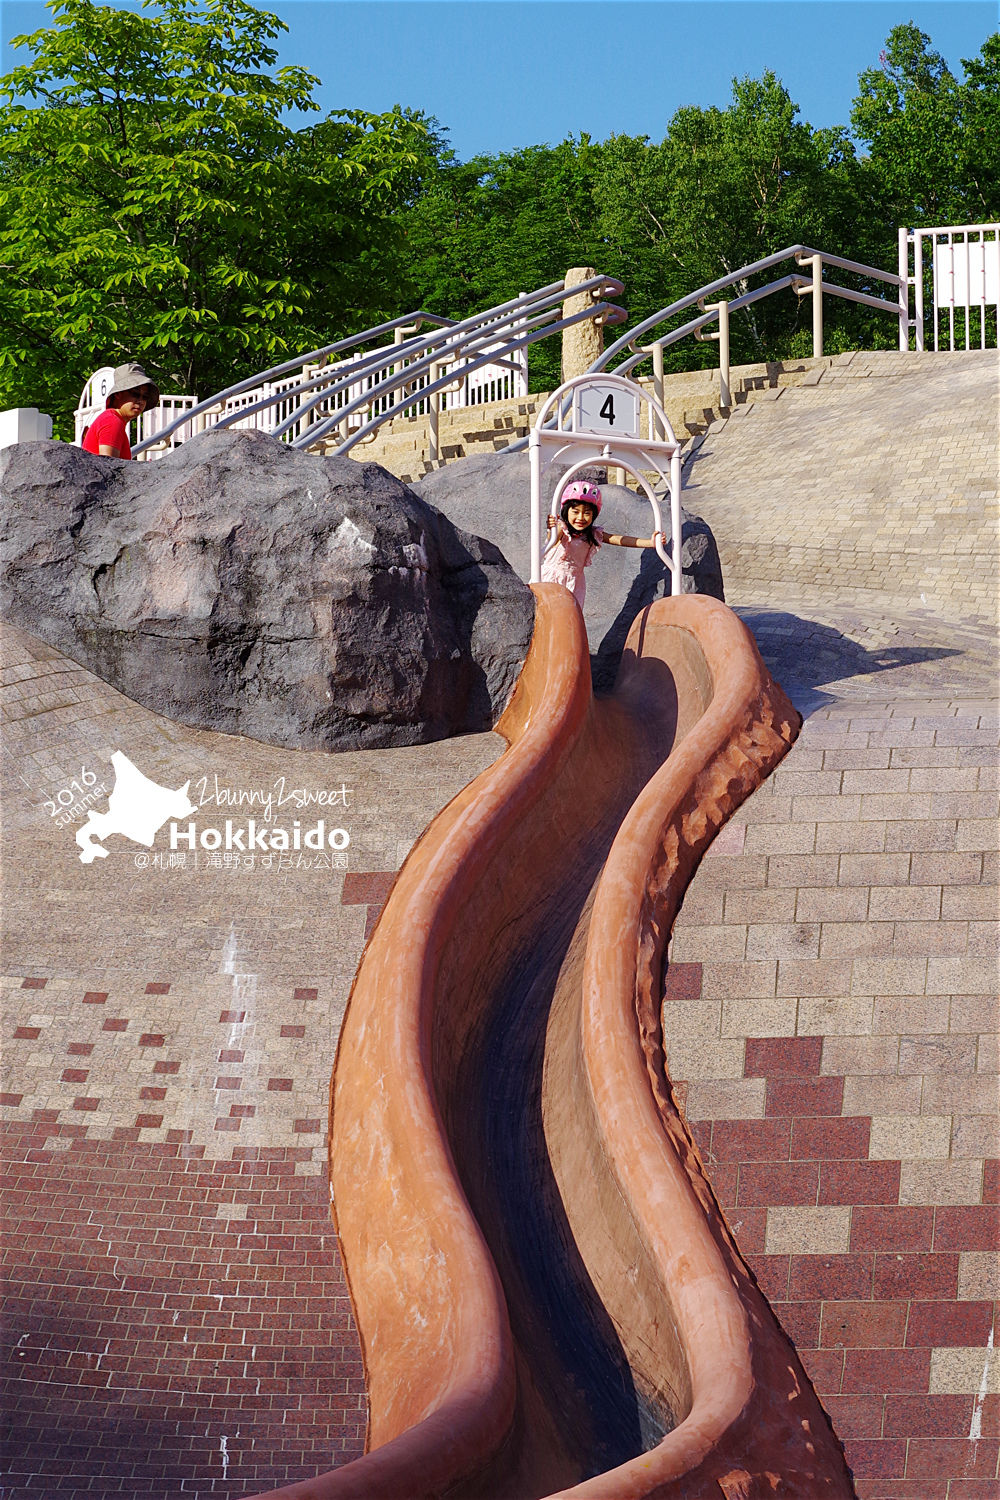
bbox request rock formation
[0,430,535,751]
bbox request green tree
[400,137,607,391]
[0,0,434,429]
[593,73,869,368]
[851,23,1000,236]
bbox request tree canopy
[1,4,996,429]
[0,0,435,422]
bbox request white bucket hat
[106,362,160,409]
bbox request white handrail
[118,275,624,460]
[595,244,904,376]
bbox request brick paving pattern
[3,349,998,1496]
[663,348,1000,1498]
[0,623,501,1497]
[664,705,999,1491]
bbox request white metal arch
[529,373,683,593]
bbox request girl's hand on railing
[545,514,557,531]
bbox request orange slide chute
[251,588,857,1499]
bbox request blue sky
[2,1,996,159]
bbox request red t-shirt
[82,408,132,460]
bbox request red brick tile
[711,1119,791,1161]
[139,1034,165,1047]
[799,1346,844,1394]
[293,986,319,1001]
[293,1120,322,1134]
[21,977,47,989]
[793,1117,871,1160]
[820,1393,884,1439]
[725,1207,766,1254]
[689,1118,713,1156]
[949,1483,1000,1500]
[82,991,108,1003]
[819,1161,900,1205]
[662,962,703,1001]
[883,1394,975,1438]
[790,1255,875,1300]
[873,1252,959,1300]
[341,872,394,905]
[843,1439,906,1479]
[0,1092,24,1107]
[842,1348,931,1393]
[72,1097,100,1111]
[281,1025,306,1039]
[745,1036,823,1077]
[215,1077,241,1090]
[67,1042,94,1056]
[135,1114,163,1129]
[140,1087,167,1101]
[906,1439,999,1480]
[933,1205,1000,1251]
[745,1254,790,1301]
[230,1105,256,1119]
[145,982,171,995]
[851,1207,935,1253]
[821,1301,908,1349]
[102,1018,128,1032]
[218,1049,244,1063]
[153,1061,180,1075]
[984,1160,999,1203]
[219,1010,246,1023]
[61,1069,89,1084]
[267,1078,293,1092]
[906,1300,994,1347]
[13,1026,41,1039]
[737,1161,819,1205]
[708,1164,737,1206]
[853,1485,946,1500]
[766,1077,845,1117]
[214,1118,241,1132]
[770,1300,821,1348]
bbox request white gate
[899,224,1000,352]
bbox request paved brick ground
[661,349,1000,1498]
[664,696,1000,1495]
[0,623,501,1498]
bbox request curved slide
[252,589,857,1499]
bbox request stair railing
[305,283,627,459]
[131,276,625,461]
[596,244,906,414]
[500,244,905,454]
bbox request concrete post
[562,267,604,382]
[0,408,53,449]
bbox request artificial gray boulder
[0,429,535,751]
[411,450,724,691]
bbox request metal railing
[900,223,999,353]
[103,277,625,462]
[595,244,906,412]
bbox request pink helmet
[561,480,602,514]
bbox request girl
[542,480,662,607]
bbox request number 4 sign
[573,381,640,437]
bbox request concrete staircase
[333,357,857,484]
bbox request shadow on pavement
[736,608,964,715]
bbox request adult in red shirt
[81,362,160,459]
